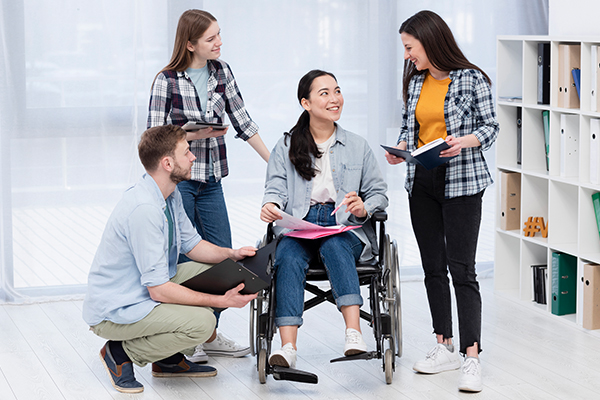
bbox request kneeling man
[83,125,257,393]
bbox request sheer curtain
[0,0,548,302]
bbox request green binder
[551,252,577,315]
[593,192,600,239]
[542,110,550,171]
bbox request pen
[330,203,345,216]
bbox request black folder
[516,107,522,165]
[531,264,547,304]
[537,43,550,105]
[381,139,456,170]
[181,240,276,296]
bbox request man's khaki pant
[91,262,216,366]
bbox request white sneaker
[202,333,250,357]
[186,344,208,363]
[413,343,461,374]
[268,343,297,368]
[344,328,367,356]
[458,357,482,392]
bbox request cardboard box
[500,171,521,231]
[583,263,600,330]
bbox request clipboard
[181,240,276,297]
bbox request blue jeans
[177,177,232,264]
[274,203,364,327]
[177,177,231,327]
[409,164,483,355]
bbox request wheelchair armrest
[371,211,387,222]
[266,222,276,243]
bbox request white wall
[549,0,600,36]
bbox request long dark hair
[399,10,491,104]
[285,69,337,181]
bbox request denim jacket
[398,69,499,198]
[262,125,388,262]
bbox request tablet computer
[182,121,229,131]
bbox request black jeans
[409,164,483,355]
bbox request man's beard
[170,161,191,185]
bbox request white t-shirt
[310,130,337,205]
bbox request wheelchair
[249,211,402,384]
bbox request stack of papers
[275,211,359,239]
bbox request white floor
[2,278,600,400]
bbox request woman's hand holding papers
[260,202,282,223]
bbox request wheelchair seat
[305,258,379,279]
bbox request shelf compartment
[521,240,549,303]
[522,107,549,173]
[496,105,522,168]
[579,186,600,262]
[521,174,549,244]
[494,232,520,292]
[548,180,578,249]
[497,40,523,100]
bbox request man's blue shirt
[82,174,201,326]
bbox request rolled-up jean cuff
[336,294,363,310]
[275,316,303,328]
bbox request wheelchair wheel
[249,293,266,356]
[258,348,268,384]
[249,298,257,356]
[384,348,393,384]
[390,239,402,357]
[384,235,402,358]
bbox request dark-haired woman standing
[261,70,388,369]
[385,10,498,392]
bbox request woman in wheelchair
[260,69,388,369]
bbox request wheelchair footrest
[330,351,377,363]
[272,365,318,384]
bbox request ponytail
[285,110,321,181]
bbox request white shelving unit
[495,35,600,327]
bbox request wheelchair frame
[249,211,402,384]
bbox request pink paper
[284,225,360,239]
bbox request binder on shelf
[593,45,600,112]
[591,118,600,184]
[531,264,548,304]
[593,192,600,240]
[537,42,551,105]
[551,252,577,316]
[542,265,549,304]
[557,44,581,109]
[516,107,522,165]
[571,68,581,99]
[559,114,579,177]
[542,110,550,171]
[583,263,600,330]
[500,171,521,231]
